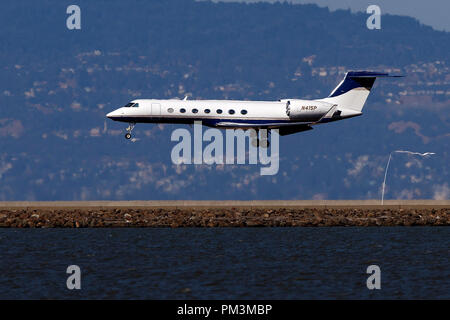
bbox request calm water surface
[0,227,448,299]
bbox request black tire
[260,139,269,148]
[125,133,132,140]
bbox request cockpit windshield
[123,103,139,108]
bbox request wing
[214,121,311,129]
[212,121,313,136]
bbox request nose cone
[106,109,121,119]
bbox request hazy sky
[216,0,450,32]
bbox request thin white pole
[381,152,392,205]
[381,150,435,205]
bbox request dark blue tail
[329,71,395,97]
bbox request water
[0,227,448,299]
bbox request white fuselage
[106,71,397,139]
[106,98,357,129]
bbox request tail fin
[322,71,400,112]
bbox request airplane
[106,71,401,144]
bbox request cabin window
[228,109,235,115]
[204,109,211,114]
[241,110,248,115]
[217,109,223,114]
[180,108,186,113]
[132,103,139,108]
[192,108,198,114]
[167,108,174,113]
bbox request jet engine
[285,100,334,122]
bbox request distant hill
[0,0,448,200]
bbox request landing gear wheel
[124,122,136,140]
[261,129,271,148]
[250,129,270,148]
[251,129,260,148]
[260,139,269,148]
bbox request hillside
[0,0,448,200]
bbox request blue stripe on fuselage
[108,116,294,127]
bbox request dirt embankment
[0,207,448,227]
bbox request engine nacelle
[285,100,334,122]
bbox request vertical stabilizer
[321,71,398,112]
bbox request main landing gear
[125,123,136,140]
[249,129,270,148]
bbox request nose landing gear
[125,123,136,140]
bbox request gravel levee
[0,207,448,227]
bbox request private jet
[106,71,401,141]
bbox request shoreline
[0,201,448,227]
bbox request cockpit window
[123,102,139,108]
